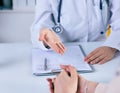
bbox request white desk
[0,42,120,93]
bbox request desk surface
[0,42,120,93]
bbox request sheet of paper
[32,45,92,75]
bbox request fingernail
[98,63,102,65]
[90,62,92,64]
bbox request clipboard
[32,45,94,76]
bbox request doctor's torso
[37,0,110,42]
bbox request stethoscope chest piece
[52,23,63,34]
[52,0,63,34]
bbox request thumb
[39,31,47,41]
[47,78,54,93]
[39,32,49,46]
[60,65,69,71]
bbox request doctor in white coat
[31,0,120,64]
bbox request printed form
[32,45,93,75]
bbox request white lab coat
[31,0,120,51]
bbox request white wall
[0,11,35,43]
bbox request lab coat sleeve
[103,0,120,51]
[95,76,120,93]
[31,0,55,50]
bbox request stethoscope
[100,0,109,10]
[52,0,109,34]
[100,0,110,35]
[52,0,63,34]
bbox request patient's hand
[47,65,98,93]
[47,65,78,93]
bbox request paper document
[32,45,93,75]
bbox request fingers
[51,31,66,54]
[39,30,66,54]
[98,56,111,64]
[85,51,105,64]
[40,35,66,55]
[39,29,47,41]
[59,65,72,76]
[60,65,69,71]
[47,78,54,93]
[59,42,66,50]
[89,55,106,64]
[60,70,70,77]
[84,49,99,62]
[68,66,78,79]
[55,42,66,54]
[85,53,100,63]
[85,46,116,65]
[52,78,56,83]
[60,65,78,78]
[49,41,66,54]
[48,41,62,54]
[39,34,45,41]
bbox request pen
[44,58,48,71]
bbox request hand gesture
[39,28,66,54]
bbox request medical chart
[32,45,93,75]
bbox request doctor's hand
[85,46,118,64]
[39,28,66,54]
[47,65,78,93]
